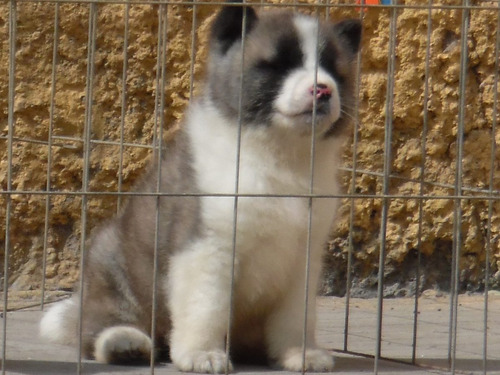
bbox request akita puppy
[40,2,361,373]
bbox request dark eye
[320,43,344,84]
[256,58,281,72]
[255,35,303,74]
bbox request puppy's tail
[39,297,79,345]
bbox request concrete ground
[2,292,500,374]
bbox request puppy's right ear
[210,0,258,55]
[333,19,362,56]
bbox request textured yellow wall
[0,1,499,296]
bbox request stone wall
[0,0,499,296]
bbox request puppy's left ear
[333,19,362,55]
[211,1,258,55]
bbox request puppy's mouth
[298,104,331,117]
[273,87,341,131]
[284,102,334,122]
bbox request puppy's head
[206,3,361,137]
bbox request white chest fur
[184,100,343,300]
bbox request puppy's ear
[333,19,362,55]
[210,1,258,55]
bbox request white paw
[94,326,152,364]
[280,347,334,372]
[173,349,233,374]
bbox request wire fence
[1,0,500,374]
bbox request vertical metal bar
[411,0,433,364]
[449,1,470,373]
[483,5,500,374]
[225,3,248,373]
[2,1,17,374]
[344,1,365,353]
[41,3,60,311]
[324,0,330,21]
[77,4,98,374]
[151,5,161,166]
[301,10,321,374]
[188,0,197,101]
[117,3,130,212]
[374,1,398,372]
[301,202,315,375]
[150,4,168,374]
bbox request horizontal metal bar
[0,134,156,150]
[11,0,500,11]
[0,190,499,201]
[338,167,500,197]
[0,138,496,197]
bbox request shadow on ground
[5,356,500,375]
[4,360,151,375]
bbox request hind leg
[94,326,153,364]
[78,283,156,364]
[79,293,163,365]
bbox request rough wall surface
[0,0,499,296]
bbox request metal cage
[1,0,499,374]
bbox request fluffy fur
[40,3,361,373]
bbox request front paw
[279,347,334,372]
[172,349,233,374]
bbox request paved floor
[1,292,500,374]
